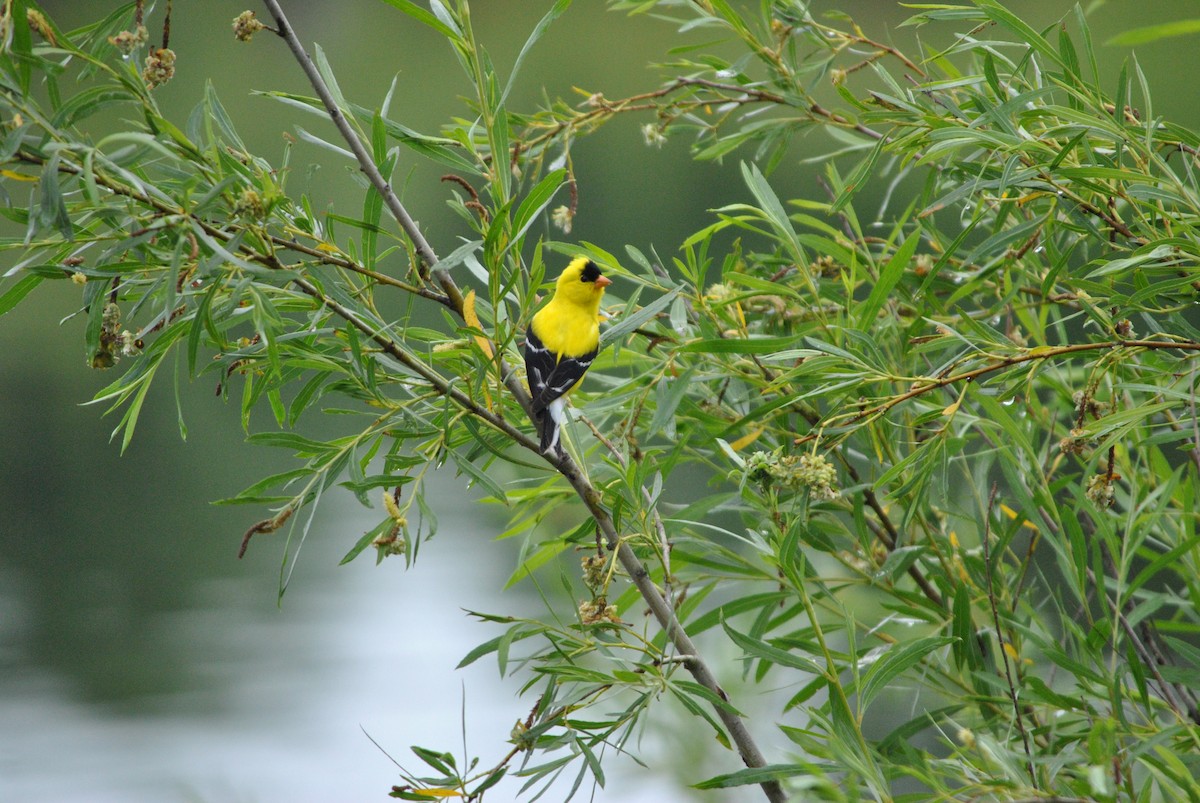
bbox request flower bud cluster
[233,11,266,42]
[744,449,840,500]
[143,48,176,89]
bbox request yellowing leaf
[462,289,494,410]
[315,242,342,254]
[1002,642,1019,661]
[463,289,494,358]
[0,169,38,182]
[999,503,1039,531]
[941,398,961,416]
[413,789,463,799]
[728,427,764,452]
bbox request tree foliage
[2,0,1200,800]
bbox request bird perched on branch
[524,257,611,456]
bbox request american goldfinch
[524,257,612,456]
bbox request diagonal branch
[258,2,785,800]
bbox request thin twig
[983,484,1037,788]
[11,147,447,306]
[1094,536,1200,724]
[799,338,1200,446]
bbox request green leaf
[410,745,456,776]
[509,168,566,250]
[678,335,798,354]
[498,0,572,106]
[857,636,956,711]
[312,44,348,117]
[38,154,73,241]
[855,230,919,330]
[832,135,886,214]
[469,767,506,795]
[951,584,981,670]
[51,86,133,129]
[876,545,927,584]
[972,0,1066,69]
[648,365,695,439]
[378,0,460,39]
[1106,19,1200,46]
[339,518,392,565]
[0,274,42,316]
[450,452,508,504]
[456,625,535,669]
[740,161,804,262]
[722,619,825,676]
[505,536,571,589]
[694,764,810,790]
[246,431,333,455]
[600,286,681,346]
[9,0,33,96]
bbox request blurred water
[0,489,698,802]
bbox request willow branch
[515,76,882,163]
[259,2,784,799]
[799,338,1200,445]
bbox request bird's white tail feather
[544,397,567,454]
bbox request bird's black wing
[523,329,597,416]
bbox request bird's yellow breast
[530,303,600,360]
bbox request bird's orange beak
[595,275,613,288]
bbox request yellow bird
[523,257,612,455]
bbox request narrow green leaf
[509,168,566,250]
[858,636,956,711]
[246,431,333,454]
[678,335,797,354]
[973,0,1066,68]
[51,86,132,129]
[694,764,809,790]
[470,767,506,795]
[312,44,348,117]
[600,286,681,346]
[9,0,33,96]
[832,135,886,214]
[740,161,804,262]
[856,230,919,329]
[410,745,455,776]
[722,619,825,676]
[1106,19,1200,46]
[203,81,247,151]
[377,0,460,38]
[648,365,695,439]
[38,154,73,241]
[451,453,508,504]
[456,626,530,669]
[340,519,391,565]
[951,584,981,670]
[0,274,42,316]
[498,0,573,106]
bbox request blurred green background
[2,1,1198,799]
